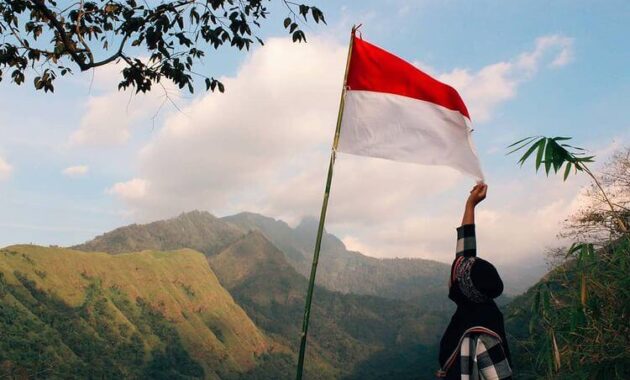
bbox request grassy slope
[76,210,450,304]
[0,245,268,379]
[210,231,447,379]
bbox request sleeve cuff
[456,224,476,257]
[457,224,476,239]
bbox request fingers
[470,183,488,198]
[479,184,488,198]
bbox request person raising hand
[437,183,513,380]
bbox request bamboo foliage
[508,136,628,233]
[509,139,630,379]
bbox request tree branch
[91,34,129,67]
[29,0,88,69]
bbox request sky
[0,0,628,268]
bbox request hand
[466,183,487,207]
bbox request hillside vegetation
[224,213,451,304]
[504,145,630,379]
[75,210,244,256]
[0,245,269,379]
[77,218,454,378]
[78,210,452,305]
[210,231,448,379]
[505,237,630,380]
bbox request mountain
[209,231,448,379]
[0,245,271,379]
[223,212,450,305]
[76,213,452,378]
[77,210,451,305]
[75,210,245,256]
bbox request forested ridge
[2,149,628,379]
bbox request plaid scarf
[437,327,512,380]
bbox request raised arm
[462,183,487,225]
[455,184,487,258]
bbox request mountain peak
[75,210,244,256]
[174,209,218,221]
[295,216,320,232]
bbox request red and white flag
[337,35,484,181]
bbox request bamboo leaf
[533,285,542,313]
[551,330,561,371]
[518,139,543,166]
[581,273,587,307]
[563,162,572,181]
[535,139,546,171]
[507,136,539,155]
[507,136,537,149]
[542,286,551,316]
[544,138,554,175]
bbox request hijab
[438,256,511,373]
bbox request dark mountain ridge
[77,210,452,305]
[226,211,451,303]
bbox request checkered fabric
[456,224,477,258]
[437,327,512,380]
[451,224,476,287]
[450,224,490,303]
[460,332,512,379]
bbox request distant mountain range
[77,210,452,306]
[1,210,546,378]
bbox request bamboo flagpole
[295,25,359,380]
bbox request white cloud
[438,34,574,123]
[108,36,347,220]
[62,165,89,177]
[105,34,579,264]
[518,35,574,71]
[0,156,12,180]
[68,62,179,147]
[107,178,149,200]
[336,173,591,264]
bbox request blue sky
[0,0,628,266]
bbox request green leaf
[518,138,543,166]
[544,138,554,175]
[563,162,572,181]
[507,136,537,149]
[507,136,538,154]
[535,139,546,171]
[299,4,309,19]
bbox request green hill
[80,210,451,304]
[211,231,447,379]
[0,245,270,379]
[75,210,245,256]
[223,213,450,305]
[76,213,452,378]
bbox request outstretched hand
[466,183,488,207]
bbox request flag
[337,36,485,181]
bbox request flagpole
[295,25,358,380]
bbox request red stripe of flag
[346,36,471,119]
